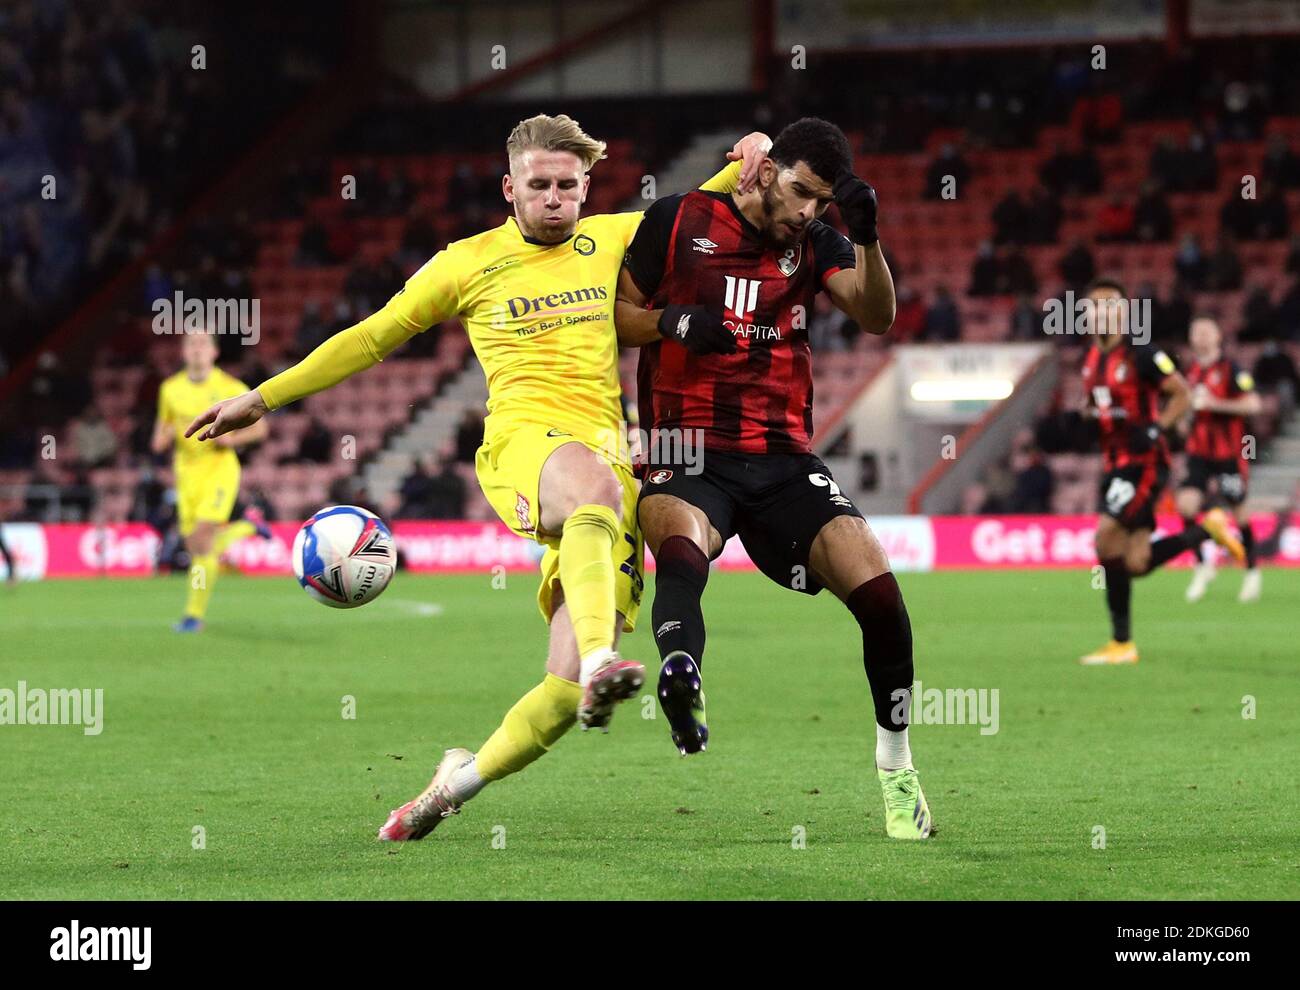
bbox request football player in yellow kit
[186,114,768,839]
[153,329,269,632]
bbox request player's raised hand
[833,173,879,246]
[185,389,269,441]
[728,131,772,193]
[658,304,737,356]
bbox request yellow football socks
[558,504,620,661]
[476,673,582,780]
[185,552,218,620]
[213,520,256,555]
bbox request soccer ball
[292,505,397,608]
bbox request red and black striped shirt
[624,190,855,454]
[1081,341,1176,470]
[1185,356,1253,464]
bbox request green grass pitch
[1,567,1296,900]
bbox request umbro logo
[691,237,717,254]
[675,314,691,338]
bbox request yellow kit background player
[152,329,268,632]
[185,114,768,839]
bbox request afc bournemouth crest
[1114,362,1127,382]
[777,244,801,277]
[648,469,674,484]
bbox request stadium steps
[362,360,488,505]
[638,128,748,203]
[1250,410,1300,509]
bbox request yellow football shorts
[176,459,240,537]
[475,424,643,631]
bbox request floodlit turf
[1,567,1296,900]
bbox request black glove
[833,173,879,246]
[657,304,736,355]
[1127,423,1161,455]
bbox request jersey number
[808,473,841,497]
[1105,477,1136,515]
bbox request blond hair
[506,113,606,172]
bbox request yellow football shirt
[157,368,249,472]
[386,211,641,452]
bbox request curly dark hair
[768,117,853,185]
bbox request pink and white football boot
[577,655,645,732]
[378,747,473,841]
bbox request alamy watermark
[0,682,103,736]
[1042,291,1151,346]
[891,681,999,735]
[151,291,260,345]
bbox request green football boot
[877,767,932,839]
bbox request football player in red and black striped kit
[1177,315,1263,603]
[614,118,931,840]
[1079,279,1245,666]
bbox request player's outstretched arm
[824,174,896,334]
[185,307,419,441]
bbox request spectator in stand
[326,298,354,335]
[1133,181,1173,242]
[1096,191,1136,242]
[1069,84,1123,144]
[1039,140,1101,195]
[1256,182,1290,240]
[454,410,483,464]
[1058,238,1096,291]
[1161,282,1193,345]
[925,143,971,200]
[923,285,962,341]
[70,408,119,469]
[1008,447,1054,513]
[396,459,437,519]
[968,241,1000,296]
[1276,278,1300,339]
[1181,129,1219,192]
[1286,234,1300,275]
[891,285,926,341]
[1240,284,1278,342]
[1024,184,1062,244]
[1000,247,1038,295]
[1009,293,1039,340]
[1220,187,1254,240]
[294,301,329,358]
[992,187,1029,245]
[427,461,468,519]
[1220,79,1266,142]
[399,205,439,266]
[1261,135,1300,189]
[1253,340,1300,414]
[1174,233,1208,290]
[295,218,334,265]
[1206,235,1243,290]
[1148,136,1182,191]
[296,418,332,464]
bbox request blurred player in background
[152,329,269,632]
[1177,316,1263,603]
[185,114,769,841]
[614,118,932,840]
[1079,280,1244,666]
